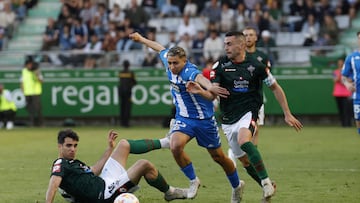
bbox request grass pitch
[0,125,359,203]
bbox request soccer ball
[114,193,140,203]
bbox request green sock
[244,165,261,186]
[241,142,268,179]
[145,171,170,193]
[128,139,161,154]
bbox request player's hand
[284,115,303,132]
[208,85,229,98]
[129,32,142,42]
[344,80,356,92]
[108,129,118,149]
[186,81,203,94]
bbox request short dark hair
[58,129,79,144]
[225,31,244,38]
[167,46,186,58]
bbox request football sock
[145,171,169,193]
[181,162,196,180]
[241,141,268,179]
[127,139,161,154]
[357,128,360,134]
[244,165,261,186]
[159,137,170,148]
[227,170,240,188]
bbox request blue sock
[181,162,196,180]
[357,128,360,134]
[227,170,240,188]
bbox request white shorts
[257,104,265,125]
[222,111,254,158]
[100,157,130,199]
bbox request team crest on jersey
[257,56,263,62]
[247,65,255,76]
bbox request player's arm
[90,130,118,175]
[129,32,165,53]
[269,82,303,131]
[194,74,229,98]
[46,175,62,203]
[186,81,215,100]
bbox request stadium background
[1,0,358,126]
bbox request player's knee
[170,142,185,155]
[136,159,154,170]
[117,139,130,150]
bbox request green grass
[0,126,359,203]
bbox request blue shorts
[172,116,221,149]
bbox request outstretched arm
[269,82,303,131]
[129,32,165,53]
[90,130,118,175]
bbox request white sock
[160,137,170,148]
[261,178,271,186]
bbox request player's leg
[127,159,188,201]
[120,119,176,154]
[170,118,200,199]
[126,139,165,154]
[170,130,199,198]
[236,113,275,199]
[207,147,245,203]
[105,139,187,201]
[353,102,360,134]
[223,119,262,187]
[197,117,244,203]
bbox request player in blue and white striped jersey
[130,32,245,203]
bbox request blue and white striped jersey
[342,50,360,101]
[159,49,214,119]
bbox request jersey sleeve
[257,61,276,87]
[210,61,221,83]
[159,49,169,69]
[51,158,66,177]
[184,65,201,82]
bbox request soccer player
[227,27,276,202]
[45,129,188,203]
[243,26,272,146]
[129,32,245,203]
[189,31,303,202]
[341,31,360,134]
[228,26,272,166]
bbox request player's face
[59,137,78,160]
[224,36,244,61]
[167,55,186,75]
[243,29,257,48]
